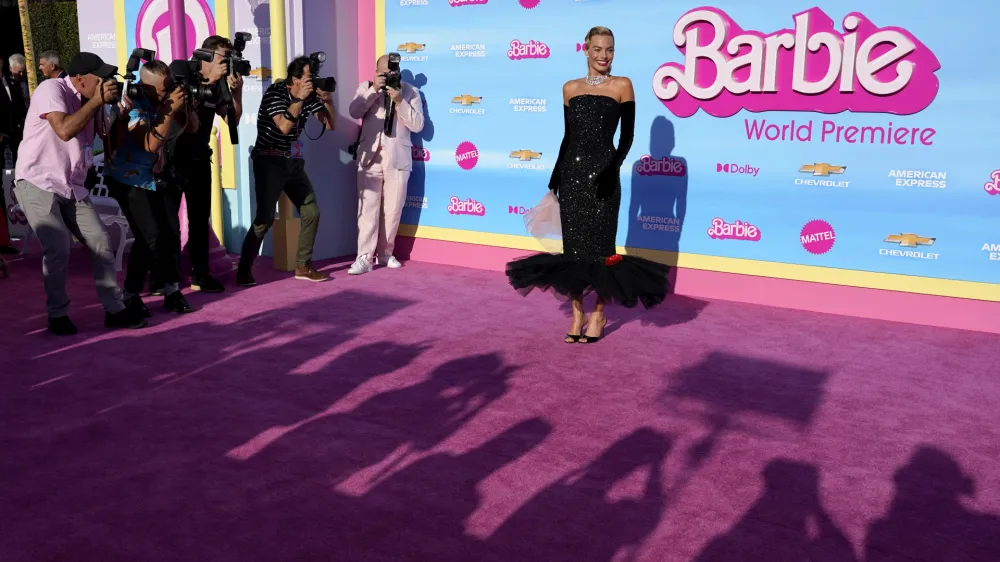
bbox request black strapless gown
[506,94,670,308]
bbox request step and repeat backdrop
[387,0,999,292]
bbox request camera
[307,51,336,92]
[168,58,218,104]
[385,52,401,90]
[121,48,155,101]
[227,32,253,77]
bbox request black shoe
[105,309,148,330]
[190,274,224,293]
[236,269,256,287]
[48,316,78,336]
[0,245,17,255]
[163,291,195,314]
[125,294,152,318]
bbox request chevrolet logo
[452,94,482,105]
[249,67,271,80]
[799,163,847,176]
[884,233,935,248]
[398,42,425,53]
[510,150,542,161]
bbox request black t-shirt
[173,100,228,163]
[253,81,324,155]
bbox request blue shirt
[105,97,163,191]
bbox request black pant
[107,178,182,295]
[239,156,320,270]
[173,160,212,277]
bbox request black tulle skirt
[505,253,671,309]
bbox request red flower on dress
[605,254,623,266]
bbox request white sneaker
[380,255,402,269]
[348,255,373,275]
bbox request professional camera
[227,31,253,76]
[307,51,336,92]
[121,48,156,101]
[168,57,218,104]
[384,52,401,90]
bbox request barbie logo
[635,155,686,176]
[412,147,430,161]
[448,197,486,216]
[708,218,761,241]
[449,0,487,5]
[508,40,550,60]
[985,170,1000,196]
[653,7,941,118]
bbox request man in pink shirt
[14,52,147,335]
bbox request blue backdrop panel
[387,0,999,286]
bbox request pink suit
[348,81,424,260]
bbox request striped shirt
[253,81,324,155]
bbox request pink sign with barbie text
[653,7,941,118]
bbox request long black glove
[595,101,636,200]
[548,104,571,196]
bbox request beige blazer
[348,81,425,171]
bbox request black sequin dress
[506,94,670,308]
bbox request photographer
[13,52,145,335]
[236,55,335,286]
[347,54,424,275]
[157,35,244,295]
[104,59,198,317]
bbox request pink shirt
[14,77,95,201]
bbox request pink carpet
[1,253,998,561]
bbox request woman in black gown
[506,26,670,344]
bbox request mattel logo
[448,196,486,216]
[707,218,761,241]
[519,0,540,8]
[411,147,430,161]
[455,142,479,170]
[509,205,528,215]
[508,40,549,60]
[716,162,759,177]
[449,0,487,6]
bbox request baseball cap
[67,52,118,79]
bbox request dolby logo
[509,205,528,215]
[717,162,759,177]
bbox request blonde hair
[584,26,614,49]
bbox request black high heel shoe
[580,320,607,344]
[565,320,587,343]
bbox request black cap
[67,52,118,79]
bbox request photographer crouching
[13,53,146,334]
[347,53,424,275]
[103,59,198,316]
[237,55,336,286]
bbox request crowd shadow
[864,446,1000,561]
[398,69,433,234]
[695,459,858,562]
[477,427,671,562]
[625,116,688,256]
[663,352,828,470]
